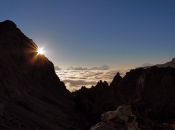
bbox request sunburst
[37,47,45,55]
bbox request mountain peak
[0,20,17,29]
[141,63,153,67]
[0,20,83,129]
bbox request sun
[37,47,45,54]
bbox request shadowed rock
[0,20,84,130]
[75,66,175,129]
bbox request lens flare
[37,48,44,54]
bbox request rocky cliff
[0,20,84,130]
[75,67,175,129]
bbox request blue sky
[1,0,175,69]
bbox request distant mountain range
[55,65,110,70]
[89,65,110,70]
[141,63,153,67]
[54,66,61,70]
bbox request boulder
[91,105,140,130]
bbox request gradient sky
[1,0,175,69]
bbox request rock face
[91,105,140,130]
[74,81,110,110]
[110,72,122,89]
[75,67,175,129]
[74,74,124,128]
[120,67,175,130]
[0,20,83,129]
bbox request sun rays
[37,47,45,55]
[26,43,49,66]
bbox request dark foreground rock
[91,105,140,130]
[75,67,175,129]
[0,20,84,129]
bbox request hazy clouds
[56,69,128,92]
[67,65,110,70]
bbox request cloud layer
[67,65,110,70]
[56,69,128,92]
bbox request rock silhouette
[0,20,84,129]
[75,67,175,129]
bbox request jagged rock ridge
[74,67,175,129]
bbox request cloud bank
[67,65,110,70]
[56,69,128,92]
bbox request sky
[1,0,175,69]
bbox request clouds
[56,69,128,92]
[66,65,110,70]
[63,79,97,92]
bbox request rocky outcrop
[74,73,124,129]
[75,80,111,114]
[112,67,175,129]
[91,105,140,130]
[75,67,175,129]
[0,20,84,129]
[74,80,118,128]
[75,72,123,114]
[110,72,122,90]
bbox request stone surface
[91,105,140,130]
[75,67,175,129]
[0,20,84,130]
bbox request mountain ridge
[155,57,175,68]
[0,20,84,129]
[142,58,175,68]
[74,66,175,129]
